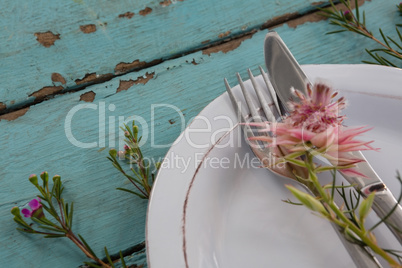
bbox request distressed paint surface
[0,0,327,111]
[0,0,400,267]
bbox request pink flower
[21,197,44,218]
[250,82,377,176]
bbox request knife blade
[263,31,402,245]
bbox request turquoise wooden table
[1,0,400,267]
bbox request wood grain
[0,0,329,112]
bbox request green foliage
[284,151,402,266]
[319,0,402,67]
[108,120,160,199]
[11,172,129,268]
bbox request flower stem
[305,153,400,267]
[66,231,111,268]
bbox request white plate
[146,65,402,268]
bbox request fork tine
[236,73,261,122]
[259,66,282,117]
[224,78,256,138]
[224,78,246,124]
[247,69,276,123]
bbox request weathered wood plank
[0,0,329,112]
[0,0,400,267]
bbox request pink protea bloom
[250,82,377,177]
[21,197,44,218]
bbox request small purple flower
[21,197,44,218]
[344,10,353,20]
[124,144,130,151]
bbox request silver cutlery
[224,69,381,268]
[264,31,402,244]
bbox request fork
[224,68,382,268]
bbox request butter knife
[264,31,402,245]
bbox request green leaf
[104,247,115,268]
[283,157,306,167]
[120,251,127,268]
[358,192,375,224]
[326,29,348,35]
[78,234,98,259]
[285,185,327,215]
[116,188,147,199]
[69,202,74,228]
[16,227,35,233]
[13,217,32,229]
[44,234,68,238]
[379,28,390,47]
[37,225,66,234]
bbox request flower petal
[21,208,32,218]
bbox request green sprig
[11,173,129,268]
[108,120,160,199]
[319,0,402,67]
[284,152,402,266]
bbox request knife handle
[368,187,402,244]
[347,151,402,244]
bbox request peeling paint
[118,12,134,19]
[160,0,184,6]
[80,91,96,102]
[139,7,152,16]
[261,12,299,29]
[218,31,231,38]
[135,72,155,85]
[202,34,253,56]
[80,24,97,33]
[169,119,175,124]
[115,60,146,74]
[30,86,64,100]
[201,40,211,44]
[0,107,29,121]
[117,80,135,93]
[116,72,155,93]
[0,102,6,111]
[75,73,113,85]
[159,0,172,7]
[114,59,161,75]
[51,73,66,85]
[34,31,60,47]
[287,12,325,28]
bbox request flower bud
[11,206,21,217]
[124,131,130,137]
[344,10,353,21]
[109,148,117,158]
[133,125,139,134]
[117,150,126,159]
[52,175,61,183]
[40,171,49,184]
[286,185,327,215]
[29,174,38,186]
